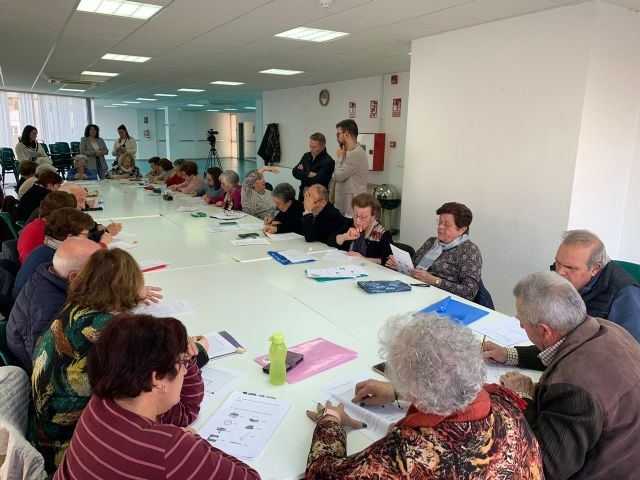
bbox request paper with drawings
[390,244,414,276]
[323,250,353,263]
[134,299,195,317]
[471,317,529,346]
[199,391,292,460]
[317,374,408,441]
[230,238,270,246]
[199,365,245,411]
[265,232,303,241]
[205,331,238,358]
[306,265,368,279]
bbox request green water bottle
[268,333,287,385]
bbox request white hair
[52,238,96,279]
[36,164,57,176]
[220,170,239,187]
[74,154,88,166]
[513,271,587,335]
[379,312,485,416]
[561,229,609,269]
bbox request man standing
[484,272,640,479]
[333,119,368,215]
[292,133,334,201]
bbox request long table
[77,180,540,479]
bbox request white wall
[262,73,409,228]
[568,1,640,259]
[401,3,596,311]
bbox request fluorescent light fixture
[154,93,177,97]
[136,97,157,101]
[244,107,256,110]
[59,88,86,92]
[82,70,119,77]
[77,0,162,20]
[122,101,140,103]
[112,103,127,106]
[259,68,303,76]
[177,88,205,92]
[275,27,349,43]
[210,81,244,86]
[187,104,204,107]
[224,108,237,111]
[206,109,220,112]
[102,105,117,107]
[102,53,151,63]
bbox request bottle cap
[270,333,285,344]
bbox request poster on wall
[392,98,401,117]
[348,101,356,119]
[369,100,378,118]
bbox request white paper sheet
[484,362,539,385]
[306,265,368,279]
[199,391,292,460]
[205,331,239,358]
[319,374,408,441]
[112,232,138,241]
[230,238,270,246]
[265,232,303,241]
[471,317,529,346]
[199,365,246,411]
[390,244,414,276]
[134,299,195,317]
[323,250,353,263]
[238,223,265,231]
[278,249,315,263]
[108,241,136,250]
[208,225,241,233]
[176,206,199,212]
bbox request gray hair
[220,170,239,187]
[52,238,97,279]
[379,312,485,416]
[36,164,57,177]
[309,132,326,145]
[272,183,296,203]
[244,169,263,188]
[561,229,609,269]
[308,184,329,202]
[74,154,88,166]
[513,271,586,335]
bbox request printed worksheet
[133,299,195,317]
[471,317,529,345]
[199,364,245,410]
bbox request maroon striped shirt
[54,362,261,480]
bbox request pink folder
[255,337,358,384]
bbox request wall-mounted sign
[348,101,356,119]
[143,116,149,124]
[391,74,398,85]
[392,98,401,117]
[369,100,378,118]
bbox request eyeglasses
[176,356,194,369]
[353,213,371,221]
[436,219,456,229]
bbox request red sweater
[17,218,45,263]
[165,173,183,187]
[54,362,260,480]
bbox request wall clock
[319,89,330,106]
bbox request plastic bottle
[268,333,287,385]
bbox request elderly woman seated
[387,201,482,300]
[65,154,98,181]
[306,312,543,479]
[55,314,260,480]
[169,160,207,195]
[328,193,392,264]
[263,183,304,235]
[241,166,279,220]
[106,152,141,179]
[209,169,242,210]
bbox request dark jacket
[12,244,55,301]
[14,184,50,223]
[273,199,304,235]
[257,123,280,165]
[519,317,640,480]
[7,262,68,373]
[302,203,348,244]
[291,150,335,201]
[328,221,393,265]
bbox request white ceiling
[1,0,639,109]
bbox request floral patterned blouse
[414,237,482,300]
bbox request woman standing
[15,125,50,165]
[111,124,137,167]
[80,124,109,179]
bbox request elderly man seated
[7,238,101,373]
[484,271,640,479]
[306,312,543,479]
[301,184,347,244]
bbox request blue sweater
[13,245,55,301]
[66,167,98,181]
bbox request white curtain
[17,92,36,129]
[0,92,11,148]
[38,94,88,145]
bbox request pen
[437,296,452,312]
[410,283,430,287]
[243,391,276,399]
[481,335,486,353]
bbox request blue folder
[419,296,489,325]
[268,250,316,265]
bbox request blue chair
[55,142,74,174]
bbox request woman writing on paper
[306,312,543,479]
[263,183,303,235]
[55,314,259,480]
[328,193,392,265]
[386,202,482,300]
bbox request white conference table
[142,264,385,480]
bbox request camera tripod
[207,145,222,170]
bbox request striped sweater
[54,361,260,479]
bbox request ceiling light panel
[210,81,244,86]
[259,69,303,76]
[123,101,140,103]
[82,70,119,77]
[275,27,349,43]
[154,93,177,97]
[102,53,151,63]
[188,104,204,107]
[137,98,157,101]
[178,88,205,92]
[59,88,86,92]
[77,0,162,20]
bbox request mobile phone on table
[220,221,238,225]
[238,232,259,239]
[262,352,304,373]
[372,361,387,377]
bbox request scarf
[416,234,469,270]
[350,221,384,256]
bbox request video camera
[206,129,219,148]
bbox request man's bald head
[53,237,101,281]
[59,183,87,210]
